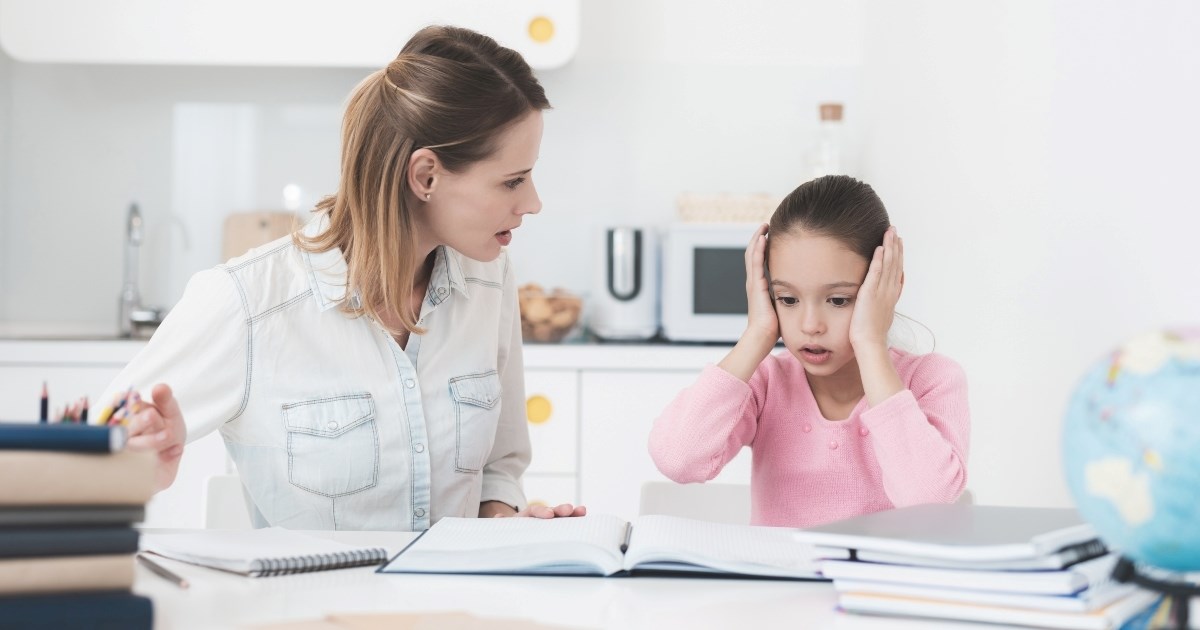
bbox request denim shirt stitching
[463,277,502,289]
[251,290,314,323]
[219,266,256,425]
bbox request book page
[380,515,628,576]
[624,515,843,578]
[142,528,385,575]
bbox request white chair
[203,473,254,529]
[638,481,752,525]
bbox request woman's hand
[850,226,904,352]
[125,383,187,492]
[480,501,587,519]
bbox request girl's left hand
[849,226,904,351]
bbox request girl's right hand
[742,223,779,351]
[125,383,187,493]
[719,224,780,383]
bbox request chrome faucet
[118,202,165,338]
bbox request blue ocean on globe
[1062,329,1200,572]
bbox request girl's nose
[520,181,542,216]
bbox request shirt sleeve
[479,254,531,511]
[861,353,970,507]
[647,363,765,483]
[97,268,250,443]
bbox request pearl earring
[425,193,431,200]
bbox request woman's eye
[775,296,798,306]
[504,177,526,190]
[829,297,852,307]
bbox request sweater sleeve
[861,353,970,507]
[647,364,765,483]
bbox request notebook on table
[793,504,1098,563]
[380,514,845,579]
[141,527,388,577]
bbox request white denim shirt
[102,214,530,530]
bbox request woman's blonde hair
[297,25,550,335]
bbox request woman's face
[421,110,544,262]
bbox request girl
[648,175,969,528]
[104,25,585,530]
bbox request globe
[1062,329,1200,572]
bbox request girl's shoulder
[889,348,967,387]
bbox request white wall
[2,1,1198,509]
[861,0,1200,507]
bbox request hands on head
[124,383,187,492]
[849,225,904,351]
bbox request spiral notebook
[141,527,388,577]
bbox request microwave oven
[660,223,759,343]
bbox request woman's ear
[408,148,439,200]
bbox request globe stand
[1113,557,1200,629]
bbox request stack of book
[795,504,1165,630]
[0,422,157,629]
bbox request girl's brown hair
[768,175,890,261]
[297,25,551,335]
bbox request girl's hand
[125,383,187,493]
[850,226,904,352]
[481,501,587,518]
[743,223,779,350]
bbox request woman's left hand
[850,226,904,351]
[480,500,587,519]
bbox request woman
[104,25,584,530]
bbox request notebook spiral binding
[253,547,387,577]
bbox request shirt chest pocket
[282,393,379,497]
[449,371,503,473]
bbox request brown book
[0,554,134,595]
[0,450,155,505]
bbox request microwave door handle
[608,228,642,301]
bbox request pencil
[80,397,89,424]
[136,552,190,589]
[39,382,48,423]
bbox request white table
[133,530,1005,630]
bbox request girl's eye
[775,296,798,306]
[504,177,526,190]
[829,297,853,308]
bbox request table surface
[133,530,1018,630]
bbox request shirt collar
[301,213,469,312]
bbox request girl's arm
[648,363,766,483]
[862,354,970,507]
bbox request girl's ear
[407,148,439,200]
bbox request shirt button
[326,421,339,431]
[415,508,426,517]
[414,443,425,453]
[437,287,447,296]
[828,441,839,450]
[405,379,415,389]
[859,427,870,437]
[803,424,812,433]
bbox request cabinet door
[522,474,578,508]
[523,369,578,475]
[579,370,751,521]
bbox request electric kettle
[589,227,659,340]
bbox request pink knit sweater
[648,349,970,528]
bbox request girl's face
[421,110,544,262]
[768,232,869,379]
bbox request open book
[141,528,388,577]
[379,514,845,579]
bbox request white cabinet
[0,0,580,69]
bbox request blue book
[0,526,139,559]
[0,591,152,630]
[0,422,126,453]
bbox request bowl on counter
[518,284,583,343]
